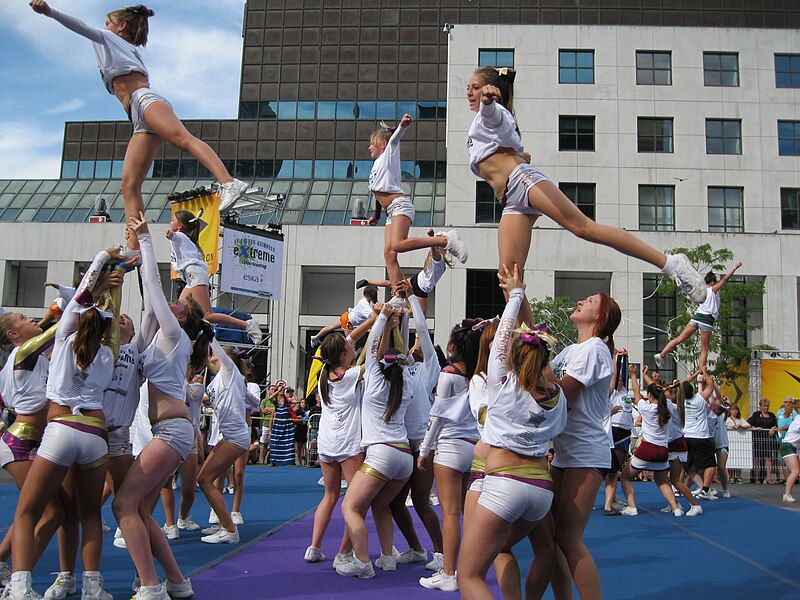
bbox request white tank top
[207,370,249,441]
[102,342,144,427]
[185,381,206,438]
[0,337,53,415]
[368,126,407,195]
[47,335,115,414]
[361,361,410,447]
[169,231,208,273]
[637,400,669,447]
[467,101,524,177]
[141,330,192,400]
[696,287,720,318]
[317,366,363,458]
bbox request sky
[0,0,246,180]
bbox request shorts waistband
[470,455,487,474]
[485,464,553,491]
[8,422,43,442]
[50,414,108,441]
[384,442,412,455]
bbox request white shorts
[152,417,195,461]
[37,418,108,469]
[385,196,415,224]
[468,476,484,493]
[220,429,251,453]
[361,443,413,481]
[319,451,362,464]
[129,88,172,135]
[630,456,669,472]
[180,264,210,289]
[689,319,714,333]
[669,452,688,463]
[500,163,548,217]
[107,426,133,458]
[433,438,475,473]
[477,473,554,523]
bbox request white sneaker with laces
[304,546,326,562]
[208,509,219,525]
[335,558,375,579]
[332,551,354,570]
[429,494,440,506]
[667,253,707,304]
[218,179,250,214]
[419,570,458,592]
[396,548,428,564]
[722,490,731,498]
[5,575,42,600]
[673,507,685,517]
[439,230,468,264]
[201,525,221,536]
[245,319,262,344]
[231,511,245,525]
[80,572,111,600]
[132,584,169,600]
[686,505,703,516]
[112,536,127,549]
[165,577,193,599]
[620,506,638,516]
[177,517,200,531]
[161,524,180,540]
[660,505,673,513]
[375,553,397,571]
[43,572,75,600]
[697,490,718,501]
[201,527,240,544]
[783,493,796,503]
[425,552,444,572]
[653,353,665,369]
[691,488,702,497]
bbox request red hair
[592,293,621,356]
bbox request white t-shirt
[169,231,208,273]
[467,101,524,177]
[784,417,800,447]
[348,297,374,328]
[637,400,669,447]
[368,126,406,195]
[551,337,614,469]
[317,366,363,459]
[683,394,711,439]
[610,389,634,430]
[713,412,729,448]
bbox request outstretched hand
[30,0,51,15]
[400,114,413,128]
[497,263,525,293]
[128,211,150,235]
[480,84,502,105]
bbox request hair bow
[512,323,557,348]
[126,5,155,17]
[189,208,204,223]
[380,353,408,367]
[495,67,516,82]
[471,316,500,331]
[455,318,479,331]
[77,303,114,320]
[378,120,392,131]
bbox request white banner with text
[220,224,284,300]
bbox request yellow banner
[170,193,221,277]
[760,359,800,413]
[719,361,749,414]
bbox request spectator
[295,398,309,466]
[748,399,778,484]
[725,404,750,484]
[269,384,296,466]
[258,384,279,464]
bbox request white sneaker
[653,353,665,369]
[375,553,397,571]
[223,486,233,495]
[161,524,180,540]
[660,505,673,513]
[0,564,9,589]
[133,584,169,600]
[201,527,239,544]
[201,525,221,536]
[697,490,718,501]
[425,552,444,571]
[113,536,127,549]
[341,479,348,489]
[116,246,142,267]
[673,507,685,517]
[317,476,325,486]
[43,572,75,600]
[101,520,111,533]
[218,178,250,214]
[80,572,111,600]
[404,494,414,507]
[177,517,200,531]
[304,546,326,562]
[208,509,219,524]
[245,319,262,344]
[783,494,796,503]
[310,336,321,350]
[335,557,375,579]
[164,577,193,599]
[611,498,627,511]
[691,488,702,497]
[439,230,468,264]
[419,570,458,592]
[620,506,638,516]
[686,505,703,516]
[722,491,731,499]
[5,578,42,600]
[396,548,427,564]
[429,494,440,506]
[332,551,354,570]
[231,511,245,525]
[667,253,707,304]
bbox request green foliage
[529,296,578,355]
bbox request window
[301,267,355,316]
[637,118,674,153]
[559,116,595,151]
[636,51,671,85]
[558,182,595,220]
[643,273,676,381]
[554,272,610,302]
[703,52,739,87]
[478,49,514,68]
[720,275,764,350]
[706,119,742,155]
[466,270,506,318]
[475,181,501,224]
[638,186,675,231]
[778,120,800,156]
[780,188,800,230]
[2,261,47,307]
[775,54,800,88]
[559,50,594,84]
[708,187,744,233]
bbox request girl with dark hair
[29,0,251,239]
[459,264,567,600]
[548,292,621,599]
[5,248,125,600]
[115,212,213,600]
[167,210,261,343]
[655,261,742,370]
[230,357,262,526]
[305,314,376,564]
[269,386,297,467]
[681,369,719,500]
[417,319,483,592]
[465,65,707,324]
[336,305,413,579]
[619,369,683,517]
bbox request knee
[112,496,135,518]
[120,175,141,198]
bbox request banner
[719,360,749,414]
[170,193,221,277]
[220,222,284,300]
[760,359,800,413]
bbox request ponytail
[108,5,153,46]
[73,309,110,370]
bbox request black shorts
[610,448,622,473]
[612,427,632,453]
[410,274,429,298]
[685,437,717,471]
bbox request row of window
[238,100,447,121]
[477,183,800,233]
[483,48,800,89]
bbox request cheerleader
[230,358,262,525]
[6,248,124,600]
[603,351,633,516]
[782,415,800,503]
[336,305,413,579]
[548,292,621,599]
[681,368,719,500]
[417,319,483,592]
[465,66,707,318]
[368,115,467,286]
[167,210,261,343]
[114,213,210,600]
[458,264,567,600]
[305,314,376,563]
[619,368,683,516]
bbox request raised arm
[628,365,643,404]
[387,116,411,147]
[364,308,390,368]
[478,92,503,128]
[33,3,107,44]
[711,261,742,294]
[59,248,115,335]
[489,263,525,391]
[408,295,434,360]
[210,338,235,384]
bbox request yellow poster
[305,346,323,401]
[719,361,749,414]
[760,359,800,413]
[170,193,221,277]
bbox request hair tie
[189,208,204,223]
[77,303,114,320]
[471,316,500,332]
[512,323,557,348]
[380,353,408,367]
[126,5,155,17]
[495,67,516,83]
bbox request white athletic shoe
[0,564,10,589]
[4,577,42,600]
[419,570,458,592]
[660,505,673,513]
[116,246,142,267]
[696,490,718,501]
[439,230,468,264]
[332,551,354,570]
[164,577,193,599]
[317,476,325,486]
[101,520,111,533]
[218,179,250,214]
[429,494,440,506]
[43,572,75,600]
[245,319,262,344]
[208,509,219,524]
[653,353,665,369]
[691,488,702,497]
[722,490,731,499]
[611,499,627,511]
[396,548,428,564]
[310,335,321,350]
[673,507,685,517]
[686,505,703,516]
[375,553,397,572]
[304,546,326,562]
[201,527,239,544]
[404,494,414,507]
[201,525,221,536]
[80,572,111,600]
[335,558,375,579]
[223,486,234,495]
[162,524,180,540]
[231,511,245,525]
[177,517,200,531]
[132,584,169,600]
[783,493,796,503]
[620,506,639,516]
[667,253,707,304]
[425,552,444,572]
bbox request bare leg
[620,464,639,509]
[197,443,247,533]
[182,286,249,331]
[340,471,387,563]
[371,479,408,557]
[659,323,699,359]
[388,215,447,254]
[388,478,422,551]
[310,460,344,550]
[178,456,198,520]
[654,471,679,510]
[410,461,443,553]
[603,470,620,510]
[669,461,699,507]
[716,450,729,492]
[161,479,176,527]
[232,449,247,513]
[497,214,536,326]
[73,463,108,571]
[434,463,468,577]
[121,133,163,249]
[315,318,346,341]
[56,467,80,573]
[699,330,713,370]
[784,455,799,498]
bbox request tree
[529,295,577,355]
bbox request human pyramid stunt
[0,1,736,600]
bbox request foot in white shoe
[666,253,706,304]
[440,230,468,264]
[218,178,250,214]
[332,551,354,570]
[722,490,731,498]
[653,353,665,369]
[231,511,245,525]
[686,505,703,516]
[165,577,193,599]
[783,493,796,503]
[43,572,75,600]
[396,548,428,564]
[425,552,444,571]
[375,553,397,571]
[201,525,221,536]
[208,509,219,524]
[620,506,638,516]
[201,526,239,544]
[81,571,111,600]
[113,536,127,549]
[177,517,200,531]
[660,505,673,513]
[245,319,262,344]
[304,546,326,562]
[419,570,458,592]
[133,583,169,600]
[335,557,375,579]
[673,507,685,517]
[161,524,180,540]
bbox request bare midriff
[112,71,150,114]
[476,148,527,198]
[373,190,405,209]
[147,385,190,423]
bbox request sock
[662,254,677,276]
[702,486,709,493]
[83,571,99,577]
